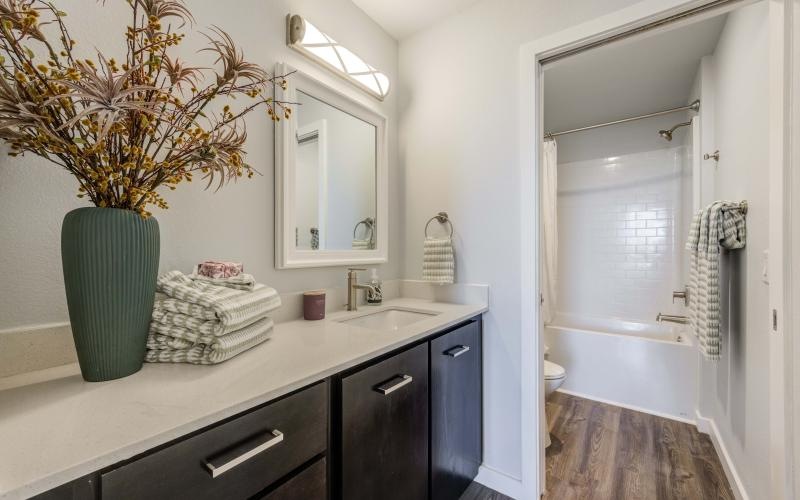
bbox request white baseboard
[694,411,749,500]
[555,388,696,425]
[475,464,523,499]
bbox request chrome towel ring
[424,212,454,238]
[353,217,375,239]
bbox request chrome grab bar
[204,429,284,478]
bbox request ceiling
[543,14,728,133]
[351,0,482,40]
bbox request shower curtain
[541,139,558,324]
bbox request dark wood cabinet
[340,342,430,500]
[35,315,484,500]
[101,381,327,500]
[430,319,483,500]
[30,475,96,500]
[257,457,327,500]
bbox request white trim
[555,388,696,426]
[768,0,791,495]
[274,63,389,269]
[791,0,800,496]
[519,1,794,498]
[474,464,523,499]
[695,411,750,500]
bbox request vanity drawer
[257,456,327,500]
[101,381,327,500]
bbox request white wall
[556,143,689,323]
[0,0,399,330]
[695,4,771,499]
[398,0,642,482]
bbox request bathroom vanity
[0,298,485,500]
[0,57,488,500]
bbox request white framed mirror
[275,63,388,268]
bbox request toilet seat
[544,360,565,380]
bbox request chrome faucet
[656,313,688,325]
[346,268,376,311]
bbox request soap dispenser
[367,268,383,305]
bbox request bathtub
[544,313,697,422]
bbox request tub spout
[656,313,688,325]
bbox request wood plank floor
[459,392,734,500]
[544,392,734,500]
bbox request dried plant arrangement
[0,0,292,217]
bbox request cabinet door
[430,319,482,500]
[341,342,429,500]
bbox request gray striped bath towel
[686,201,746,360]
[423,237,455,284]
[146,317,274,365]
[150,270,281,341]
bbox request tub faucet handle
[672,288,688,306]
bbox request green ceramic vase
[61,207,160,382]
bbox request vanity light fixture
[286,14,390,101]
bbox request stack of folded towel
[145,270,281,365]
[422,236,455,284]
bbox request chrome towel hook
[704,150,720,162]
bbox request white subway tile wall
[556,147,691,323]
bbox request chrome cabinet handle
[444,345,470,358]
[204,430,284,478]
[374,374,413,395]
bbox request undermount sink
[338,307,440,331]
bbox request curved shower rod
[545,99,700,139]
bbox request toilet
[544,359,566,448]
[544,359,566,396]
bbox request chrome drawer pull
[445,345,470,358]
[375,374,413,395]
[205,430,284,478]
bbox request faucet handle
[672,287,688,305]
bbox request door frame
[296,119,328,249]
[517,0,797,498]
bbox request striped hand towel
[145,317,274,365]
[189,267,256,291]
[150,270,281,340]
[686,201,746,360]
[423,237,455,284]
[352,239,372,250]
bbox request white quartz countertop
[0,297,487,499]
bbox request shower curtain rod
[545,99,700,139]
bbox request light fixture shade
[287,14,390,101]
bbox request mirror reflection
[294,90,377,251]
